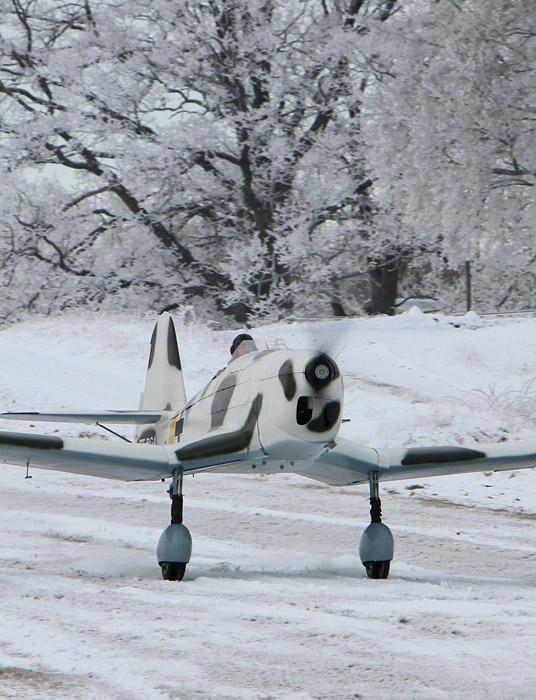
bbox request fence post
[465,260,472,312]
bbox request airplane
[1,311,536,581]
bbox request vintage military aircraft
[1,312,536,581]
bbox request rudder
[136,313,186,444]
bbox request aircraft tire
[160,562,187,581]
[364,560,390,579]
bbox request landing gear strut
[157,469,192,581]
[359,471,394,579]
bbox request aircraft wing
[303,437,536,486]
[0,430,175,481]
[0,411,163,424]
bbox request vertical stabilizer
[139,312,187,412]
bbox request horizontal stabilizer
[0,411,163,425]
[0,429,175,481]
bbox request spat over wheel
[364,560,390,580]
[160,562,187,581]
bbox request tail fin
[139,312,187,412]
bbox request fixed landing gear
[359,472,394,580]
[157,469,192,581]
[160,562,186,581]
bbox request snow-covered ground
[1,310,536,699]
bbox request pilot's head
[230,333,257,360]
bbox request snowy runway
[2,468,536,699]
[1,312,536,698]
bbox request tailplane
[0,313,186,447]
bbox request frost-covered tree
[0,0,399,322]
[363,0,536,312]
[4,0,532,321]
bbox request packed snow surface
[1,310,536,699]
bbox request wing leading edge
[303,437,536,486]
[0,419,260,481]
[0,430,174,481]
[2,427,535,486]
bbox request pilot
[229,333,257,360]
[209,334,258,381]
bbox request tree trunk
[364,255,400,315]
[330,297,347,317]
